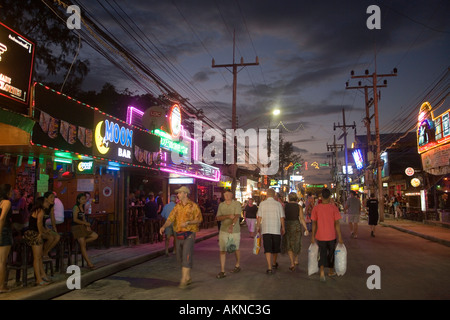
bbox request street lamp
[272,109,281,116]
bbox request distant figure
[282,192,309,272]
[243,198,258,238]
[11,189,29,233]
[345,191,361,238]
[144,194,158,220]
[366,193,379,237]
[161,195,177,256]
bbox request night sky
[58,0,449,184]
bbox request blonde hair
[267,188,276,198]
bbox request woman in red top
[311,188,343,282]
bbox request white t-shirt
[257,198,285,235]
[53,198,65,222]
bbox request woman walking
[71,193,98,269]
[282,192,309,271]
[0,184,13,292]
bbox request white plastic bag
[334,243,347,276]
[308,243,319,276]
[253,234,261,255]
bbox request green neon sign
[152,128,188,155]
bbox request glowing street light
[272,109,281,116]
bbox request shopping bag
[226,234,236,254]
[334,243,347,276]
[308,243,319,276]
[253,234,261,255]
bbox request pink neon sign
[126,105,220,181]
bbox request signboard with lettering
[417,102,450,154]
[0,22,35,112]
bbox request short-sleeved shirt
[161,202,176,220]
[311,203,341,241]
[366,199,378,215]
[346,197,361,215]
[167,199,203,233]
[217,200,242,234]
[257,198,285,235]
[243,204,258,219]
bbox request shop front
[2,83,161,246]
[417,102,450,221]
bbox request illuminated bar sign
[0,22,35,110]
[75,160,94,174]
[417,102,450,154]
[352,149,364,170]
[93,113,133,163]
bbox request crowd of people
[0,184,100,292]
[0,181,408,291]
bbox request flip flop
[230,266,241,273]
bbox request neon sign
[417,102,450,154]
[94,117,133,162]
[169,104,182,138]
[0,22,35,106]
[352,149,364,170]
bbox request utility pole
[327,135,343,202]
[212,30,259,197]
[347,67,398,222]
[345,84,381,195]
[334,109,356,201]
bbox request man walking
[159,186,202,288]
[216,189,242,279]
[366,193,379,237]
[256,188,285,274]
[161,195,177,256]
[345,191,361,238]
[311,188,343,282]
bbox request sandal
[230,266,241,273]
[328,272,337,277]
[37,281,49,286]
[289,266,296,272]
[272,263,279,269]
[266,269,273,275]
[216,272,226,279]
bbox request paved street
[54,221,450,301]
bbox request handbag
[176,231,193,240]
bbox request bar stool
[96,220,110,249]
[109,220,120,246]
[6,238,31,287]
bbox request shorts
[348,214,360,223]
[24,230,43,246]
[246,218,257,233]
[71,224,93,239]
[262,233,281,254]
[176,232,195,268]
[219,231,240,252]
[164,225,175,236]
